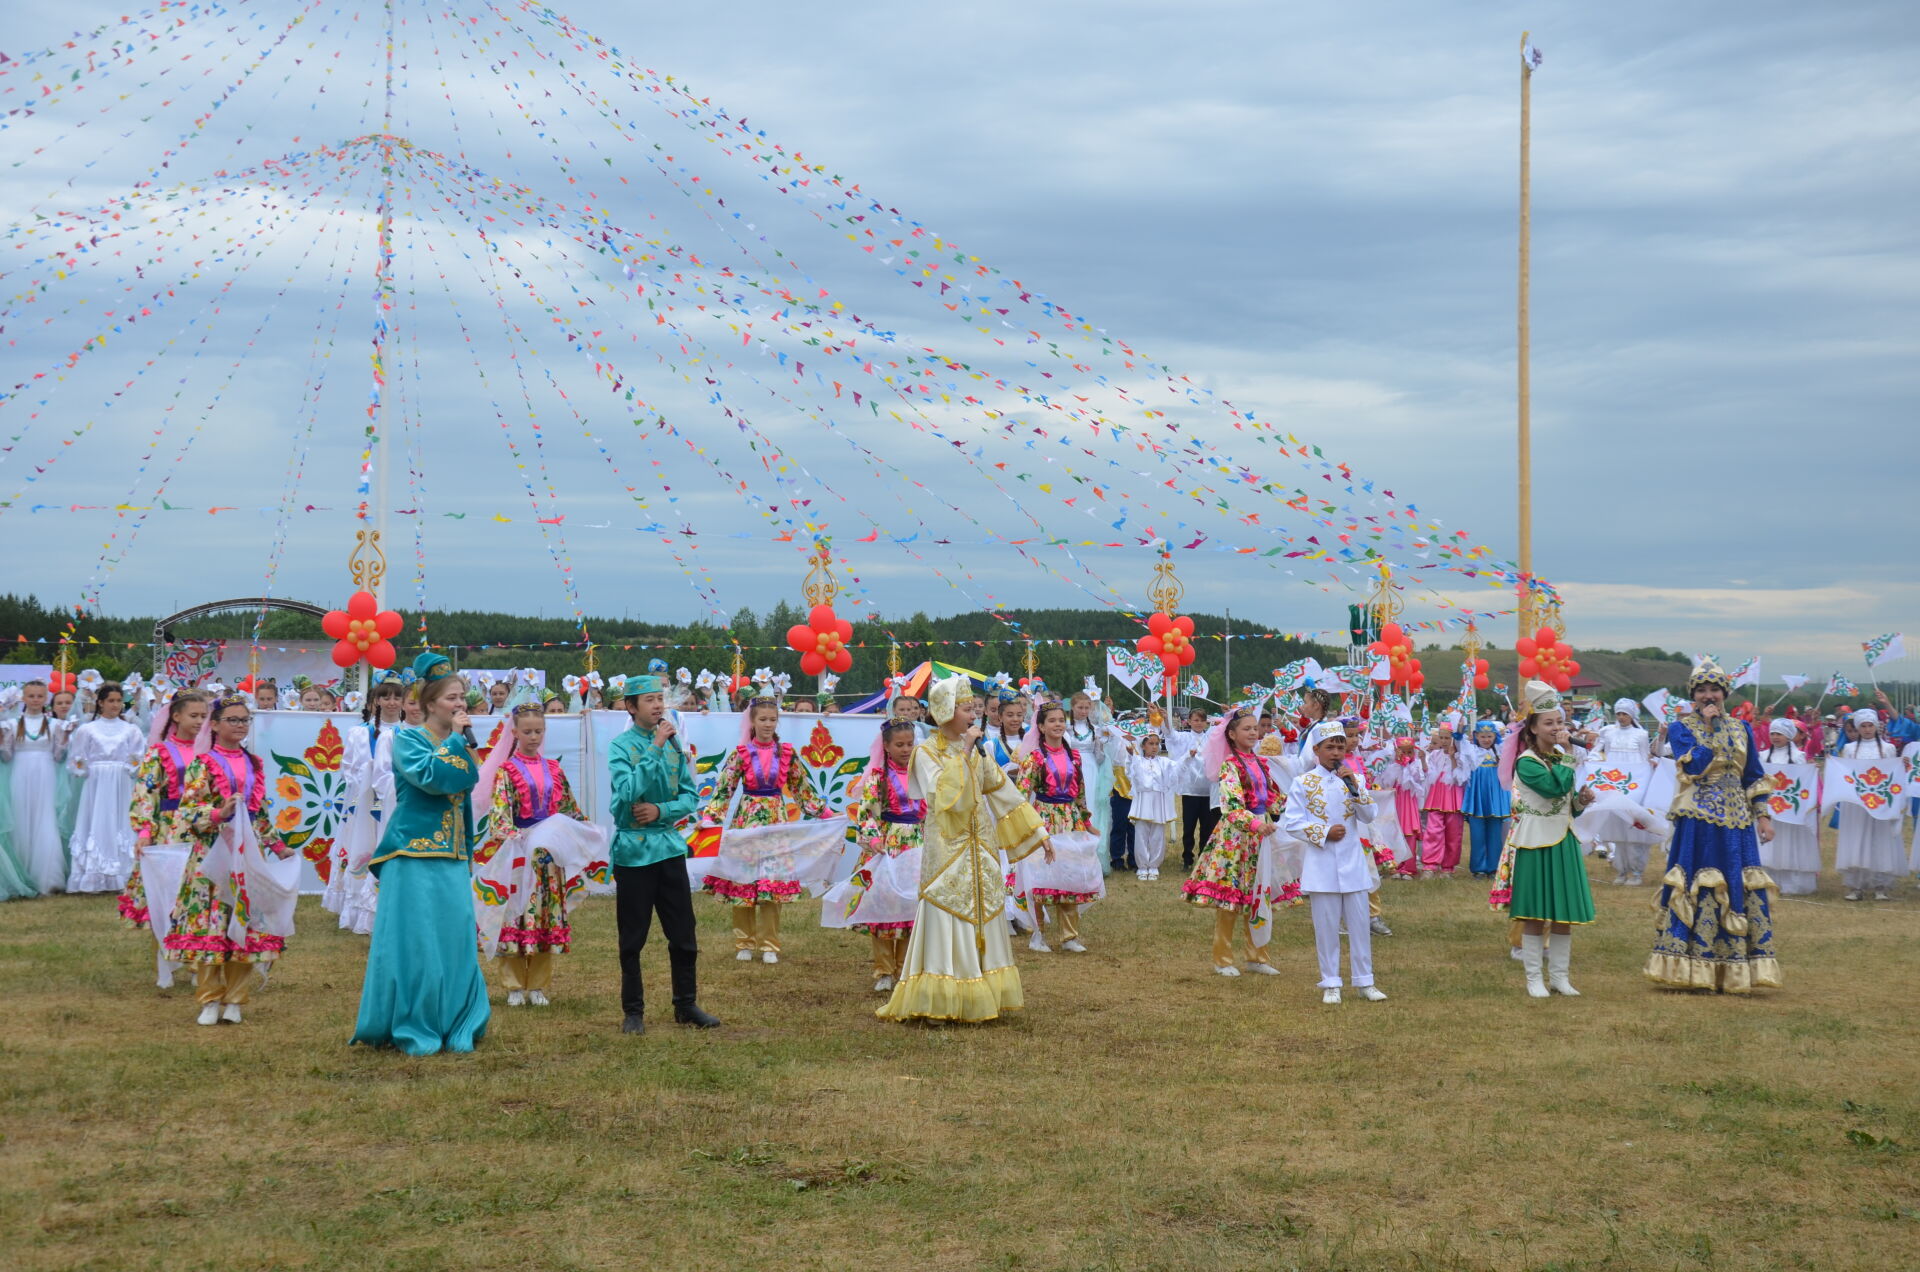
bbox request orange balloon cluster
[1366,622,1424,692]
[786,604,854,677]
[322,590,404,670]
[1137,613,1197,674]
[1516,626,1579,692]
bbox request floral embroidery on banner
[269,719,348,882]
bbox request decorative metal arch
[152,598,329,677]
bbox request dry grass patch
[3,833,1918,1271]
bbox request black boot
[669,948,720,1029]
[622,1013,646,1035]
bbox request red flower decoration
[1364,621,1424,690]
[47,671,77,695]
[322,590,404,670]
[1515,626,1579,693]
[785,604,854,677]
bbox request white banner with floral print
[1754,761,1820,827]
[1821,753,1911,821]
[248,708,881,895]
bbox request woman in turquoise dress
[351,652,490,1055]
[1489,681,1595,998]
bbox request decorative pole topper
[323,590,404,670]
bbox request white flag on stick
[1862,633,1905,667]
[1731,657,1761,689]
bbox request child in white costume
[64,681,146,893]
[1285,721,1385,1005]
[1833,709,1905,900]
[1756,718,1819,896]
[1,680,69,894]
[1124,732,1182,880]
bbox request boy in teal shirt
[609,674,719,1034]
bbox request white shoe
[1136,869,1147,881]
[1874,891,1892,901]
[1845,891,1863,901]
[762,951,779,965]
[1028,933,1051,953]
[1061,939,1088,953]
[1547,933,1580,996]
[1243,962,1280,976]
[1215,965,1241,977]
[736,949,755,961]
[1510,946,1524,961]
[1322,988,1341,1005]
[1521,934,1550,998]
[873,975,895,994]
[197,1003,222,1026]
[220,1003,243,1024]
[507,990,526,1007]
[1369,916,1392,937]
[528,990,550,1007]
[1358,985,1388,1002]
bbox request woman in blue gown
[1644,657,1781,994]
[351,652,490,1054]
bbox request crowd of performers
[4,651,1916,1050]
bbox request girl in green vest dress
[351,652,490,1055]
[1489,680,1597,998]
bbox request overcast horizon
[3,1,1915,677]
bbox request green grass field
[5,835,1918,1272]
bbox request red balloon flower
[786,604,854,678]
[322,590,404,670]
[46,671,77,695]
[1515,626,1579,693]
[1137,612,1197,674]
[1366,622,1422,688]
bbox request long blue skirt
[351,855,490,1055]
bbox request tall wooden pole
[1516,32,1535,644]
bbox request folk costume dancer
[1,680,68,893]
[1181,707,1284,978]
[1125,731,1181,880]
[1596,699,1654,881]
[700,697,833,964]
[1382,736,1430,879]
[329,672,407,934]
[1834,709,1906,901]
[1418,726,1465,876]
[350,654,492,1055]
[878,676,1052,1024]
[1015,701,1105,953]
[1459,720,1510,879]
[1757,719,1819,896]
[821,721,924,993]
[125,691,210,981]
[1644,658,1782,994]
[1489,682,1597,998]
[1286,721,1386,1004]
[472,702,601,1006]
[63,681,145,894]
[166,693,299,1026]
[1066,690,1116,858]
[609,674,719,1035]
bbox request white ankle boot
[197,1002,222,1026]
[1520,933,1549,998]
[1547,932,1579,996]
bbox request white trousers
[1133,821,1168,871]
[1612,841,1652,878]
[1309,890,1374,988]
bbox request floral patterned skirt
[1030,801,1099,905]
[163,838,285,966]
[703,796,814,906]
[1183,828,1261,914]
[497,857,572,955]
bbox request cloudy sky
[2,1,1914,675]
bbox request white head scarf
[1767,717,1796,738]
[928,676,965,726]
[1613,698,1638,718]
[1852,708,1880,727]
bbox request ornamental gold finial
[1146,549,1183,617]
[1366,560,1402,627]
[348,527,388,593]
[801,539,839,609]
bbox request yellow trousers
[497,950,556,992]
[731,902,782,953]
[193,960,260,1007]
[868,931,909,978]
[1035,902,1080,943]
[1212,909,1270,969]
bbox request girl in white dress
[1,680,69,894]
[1834,709,1906,900]
[335,675,407,935]
[1066,690,1116,855]
[1124,732,1182,880]
[64,682,147,893]
[1755,718,1819,896]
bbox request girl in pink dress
[1419,728,1466,876]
